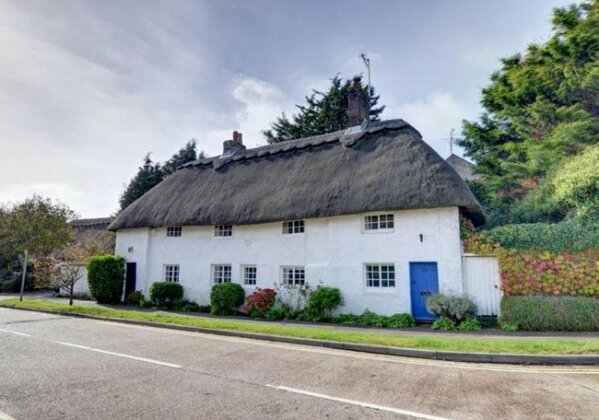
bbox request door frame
[409,261,439,322]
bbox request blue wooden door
[409,262,439,321]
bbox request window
[281,266,305,286]
[283,220,305,234]
[243,266,257,285]
[215,225,233,237]
[166,226,182,237]
[365,264,395,288]
[364,214,394,231]
[212,264,232,284]
[164,265,180,283]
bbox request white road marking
[0,328,32,337]
[0,409,16,420]
[267,384,451,420]
[106,322,599,375]
[55,341,182,369]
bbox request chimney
[347,76,369,127]
[223,131,246,156]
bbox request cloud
[387,92,472,158]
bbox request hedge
[210,283,245,315]
[485,218,599,253]
[501,296,599,331]
[86,255,125,304]
[149,282,184,308]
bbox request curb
[3,305,599,365]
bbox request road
[0,308,598,420]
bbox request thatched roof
[109,119,484,231]
[446,154,481,182]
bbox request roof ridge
[180,119,411,171]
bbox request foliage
[500,321,520,332]
[330,310,416,329]
[197,305,211,313]
[139,298,153,309]
[118,142,205,212]
[86,255,125,304]
[457,317,482,331]
[4,299,599,355]
[174,299,201,312]
[244,288,277,317]
[210,283,245,315]
[264,302,293,321]
[459,1,599,224]
[125,290,144,306]
[426,293,477,323]
[263,75,385,143]
[484,217,599,253]
[465,234,599,297]
[149,282,184,308]
[273,282,312,318]
[432,318,457,331]
[501,295,599,331]
[302,286,343,322]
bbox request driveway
[0,307,598,419]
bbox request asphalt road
[0,308,598,420]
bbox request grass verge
[2,299,599,355]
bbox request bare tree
[52,263,84,306]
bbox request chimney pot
[223,131,246,156]
[232,131,243,144]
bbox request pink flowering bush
[244,288,277,317]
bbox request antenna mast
[360,53,371,101]
[449,128,455,155]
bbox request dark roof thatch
[109,119,484,231]
[446,154,481,182]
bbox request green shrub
[176,300,201,312]
[386,313,417,328]
[303,286,343,322]
[330,311,415,329]
[432,318,457,331]
[500,321,519,331]
[149,282,184,308]
[210,283,245,315]
[139,298,153,309]
[264,302,292,321]
[125,290,144,306]
[426,293,477,323]
[86,255,125,304]
[457,317,482,331]
[197,305,211,313]
[500,295,599,331]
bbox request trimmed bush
[125,290,144,306]
[87,255,125,304]
[432,318,457,331]
[245,288,277,317]
[500,296,599,331]
[303,286,343,321]
[426,293,477,323]
[149,282,184,308]
[210,283,245,315]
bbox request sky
[0,0,574,217]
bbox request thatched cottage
[109,107,488,319]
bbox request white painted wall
[114,207,464,316]
[462,255,502,316]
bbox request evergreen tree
[162,139,204,176]
[263,75,385,143]
[118,154,163,211]
[459,0,599,225]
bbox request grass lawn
[2,299,599,355]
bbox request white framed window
[282,220,305,234]
[166,226,182,237]
[365,264,395,288]
[281,266,305,286]
[212,264,232,284]
[215,225,233,237]
[364,214,394,232]
[164,264,180,283]
[243,265,257,285]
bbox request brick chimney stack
[223,131,246,156]
[347,76,369,127]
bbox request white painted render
[115,207,465,316]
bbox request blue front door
[409,262,439,321]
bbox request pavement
[1,307,599,419]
